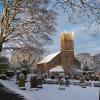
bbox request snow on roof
[38,51,60,64]
[49,66,64,72]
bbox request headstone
[65,75,70,86]
[65,79,70,86]
[80,76,85,84]
[21,68,27,80]
[94,77,99,81]
[0,71,7,80]
[59,78,65,90]
[37,77,43,88]
[44,73,48,78]
[16,70,21,83]
[18,73,26,90]
[0,56,9,79]
[7,70,14,78]
[94,83,100,87]
[51,75,55,79]
[30,74,38,89]
[80,76,86,88]
[41,75,46,84]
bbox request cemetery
[0,0,100,100]
[0,32,100,100]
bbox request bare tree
[0,0,99,58]
[0,0,20,55]
[0,0,56,56]
[51,0,100,34]
[10,48,39,71]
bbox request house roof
[38,51,60,64]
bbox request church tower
[60,31,74,75]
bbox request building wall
[37,53,61,75]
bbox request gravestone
[80,76,85,84]
[18,73,26,90]
[0,56,9,70]
[0,56,9,79]
[16,70,21,83]
[37,77,43,88]
[7,70,14,78]
[94,83,100,87]
[65,79,70,86]
[65,75,70,86]
[30,74,38,89]
[0,71,7,80]
[21,68,27,80]
[59,78,65,90]
[80,76,86,88]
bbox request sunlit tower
[60,31,74,75]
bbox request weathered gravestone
[80,76,86,88]
[65,79,70,86]
[18,73,26,90]
[37,77,43,88]
[0,71,7,80]
[16,70,21,83]
[65,75,70,86]
[59,78,65,90]
[7,70,14,79]
[21,68,27,80]
[30,74,38,90]
[0,56,9,79]
[94,83,100,87]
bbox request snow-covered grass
[0,79,99,100]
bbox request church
[37,32,80,76]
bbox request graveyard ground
[0,78,99,100]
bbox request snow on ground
[0,79,99,100]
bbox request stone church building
[37,32,80,75]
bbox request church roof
[49,66,64,72]
[38,51,60,64]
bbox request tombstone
[18,73,26,90]
[80,76,85,84]
[65,79,70,86]
[41,75,45,83]
[94,83,100,87]
[85,76,89,81]
[0,56,9,80]
[44,73,48,78]
[51,75,55,79]
[65,75,69,86]
[58,74,64,83]
[80,76,86,88]
[0,71,7,80]
[16,70,21,83]
[59,78,65,90]
[30,74,38,89]
[37,77,43,88]
[94,77,99,81]
[21,68,27,80]
[7,70,14,78]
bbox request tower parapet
[60,31,74,51]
